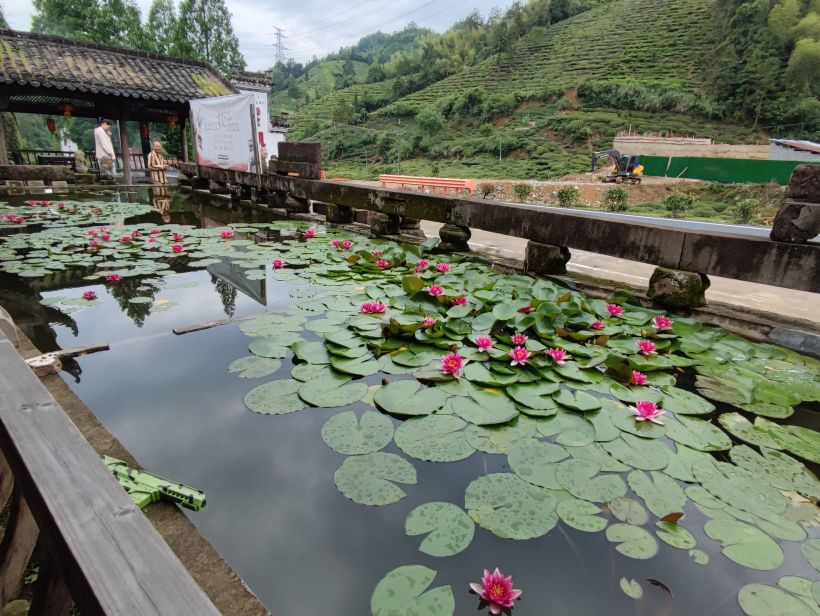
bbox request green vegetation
[513,183,534,201]
[602,186,630,212]
[557,186,581,208]
[663,192,695,218]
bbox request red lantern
[167,114,178,131]
[140,123,150,139]
[57,103,75,119]
[46,117,57,134]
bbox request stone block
[786,165,820,203]
[647,267,710,308]
[438,224,471,252]
[311,201,328,216]
[770,200,820,243]
[525,241,571,275]
[354,209,369,224]
[278,141,322,164]
[369,212,400,236]
[209,180,229,195]
[399,216,425,238]
[0,164,69,182]
[326,203,353,224]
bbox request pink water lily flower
[509,346,532,366]
[106,274,121,283]
[13,217,25,224]
[88,240,99,248]
[441,353,467,378]
[422,316,437,328]
[220,230,235,239]
[637,339,657,355]
[546,348,569,364]
[606,303,624,317]
[470,568,522,615]
[375,259,391,269]
[87,229,98,237]
[3,214,15,220]
[630,370,649,386]
[331,239,341,248]
[120,235,133,243]
[415,265,426,273]
[631,400,666,425]
[372,249,384,256]
[171,244,184,253]
[272,259,284,269]
[360,301,387,314]
[511,333,528,346]
[342,240,353,249]
[132,230,141,238]
[99,226,109,232]
[652,315,674,330]
[57,203,65,209]
[150,228,162,235]
[435,262,451,273]
[100,234,111,241]
[304,228,317,238]
[417,259,430,270]
[453,296,468,305]
[474,336,494,352]
[82,290,97,300]
[147,238,157,244]
[519,305,533,314]
[171,232,184,241]
[427,285,444,297]
[591,320,605,330]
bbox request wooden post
[0,112,8,166]
[181,114,189,163]
[139,121,151,170]
[118,116,132,185]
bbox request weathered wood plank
[0,450,13,510]
[0,491,39,608]
[0,335,220,615]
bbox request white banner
[190,93,257,172]
[237,87,278,162]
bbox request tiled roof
[770,139,820,155]
[0,29,235,103]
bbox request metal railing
[8,150,178,174]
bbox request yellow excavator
[591,150,644,184]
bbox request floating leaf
[610,407,666,439]
[465,418,537,454]
[603,435,669,471]
[370,565,454,616]
[737,584,814,616]
[801,538,820,574]
[609,497,649,526]
[661,386,715,415]
[334,452,416,506]
[628,470,686,518]
[508,440,568,488]
[248,338,290,359]
[329,354,381,377]
[394,415,475,462]
[243,379,305,415]
[374,381,448,416]
[665,415,732,452]
[321,410,394,455]
[228,356,282,379]
[704,520,784,570]
[556,458,627,503]
[557,498,608,532]
[689,549,709,565]
[553,389,602,412]
[451,391,518,426]
[656,521,697,549]
[619,578,643,600]
[464,473,561,540]
[506,381,560,414]
[718,413,782,450]
[536,411,596,447]
[292,340,331,364]
[298,372,368,407]
[405,502,475,557]
[606,524,659,559]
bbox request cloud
[7,0,513,70]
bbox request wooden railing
[8,150,178,174]
[0,331,220,615]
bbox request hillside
[270,59,370,114]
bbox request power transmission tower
[272,27,289,64]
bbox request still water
[1,188,817,615]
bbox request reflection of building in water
[207,257,266,306]
[212,276,237,317]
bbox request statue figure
[74,150,89,173]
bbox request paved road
[421,222,819,325]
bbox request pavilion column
[0,101,8,165]
[118,116,132,185]
[181,114,189,163]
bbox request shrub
[431,163,441,177]
[416,106,445,136]
[732,198,759,224]
[602,187,629,212]
[663,192,695,218]
[557,186,580,208]
[479,123,494,136]
[480,183,496,198]
[513,183,533,201]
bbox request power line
[271,27,289,64]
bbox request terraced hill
[289,79,396,134]
[381,0,716,114]
[270,59,370,114]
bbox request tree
[146,0,177,54]
[415,107,444,136]
[331,97,355,125]
[173,0,245,75]
[787,38,820,94]
[768,0,801,47]
[32,0,144,49]
[0,4,8,28]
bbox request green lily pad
[536,411,596,447]
[394,415,475,462]
[298,372,368,408]
[661,386,716,415]
[557,498,608,532]
[665,415,732,452]
[801,538,820,574]
[292,340,331,364]
[690,549,709,565]
[374,380,449,416]
[737,584,814,616]
[228,356,282,379]
[321,410,394,455]
[620,578,643,600]
[464,473,561,540]
[553,389,602,412]
[465,418,537,454]
[329,354,381,377]
[243,379,305,415]
[248,338,290,359]
[627,470,686,518]
[291,362,330,382]
[606,524,659,559]
[656,521,697,549]
[506,381,560,414]
[609,497,649,526]
[704,520,783,570]
[334,452,417,506]
[370,565,454,616]
[128,296,152,304]
[602,435,669,471]
[610,407,667,439]
[508,440,568,488]
[405,502,475,557]
[718,413,783,450]
[451,390,518,426]
[556,458,627,503]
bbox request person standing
[94,119,116,175]
[147,141,168,185]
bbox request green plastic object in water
[103,456,206,512]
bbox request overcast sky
[5,0,514,70]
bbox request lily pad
[298,372,368,408]
[536,411,596,447]
[609,497,649,526]
[508,440,568,488]
[665,415,732,452]
[405,502,475,557]
[557,498,608,532]
[334,452,417,506]
[243,379,305,415]
[555,458,627,503]
[737,584,814,616]
[553,389,602,412]
[606,524,659,559]
[370,565,454,616]
[451,391,519,426]
[321,410,394,455]
[704,520,784,570]
[329,355,381,377]
[394,415,475,462]
[661,386,716,415]
[374,380,448,416]
[656,521,697,549]
[602,435,669,471]
[248,338,290,359]
[228,356,282,379]
[292,340,331,364]
[718,413,783,450]
[627,470,686,518]
[620,578,643,600]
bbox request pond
[1,188,819,616]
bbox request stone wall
[0,165,70,182]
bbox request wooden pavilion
[0,29,237,183]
